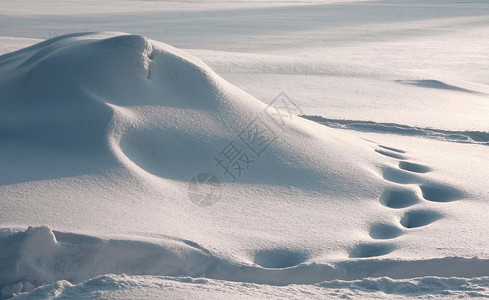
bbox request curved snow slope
[0,32,373,189]
[0,32,485,297]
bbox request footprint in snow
[379,188,420,209]
[349,144,465,259]
[349,242,397,258]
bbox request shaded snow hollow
[0,33,488,298]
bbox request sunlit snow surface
[1,1,489,299]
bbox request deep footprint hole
[399,161,431,173]
[379,145,406,153]
[380,189,419,209]
[349,243,397,258]
[375,149,405,160]
[369,223,404,240]
[420,184,465,202]
[382,167,419,184]
[253,248,309,269]
[400,209,443,228]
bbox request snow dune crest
[0,32,378,190]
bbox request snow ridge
[2,226,489,299]
[303,115,489,145]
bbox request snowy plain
[0,0,488,299]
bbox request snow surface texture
[0,31,488,299]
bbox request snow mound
[0,32,485,298]
[0,226,215,299]
[0,32,375,190]
[0,31,378,296]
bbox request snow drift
[0,32,376,190]
[0,32,487,298]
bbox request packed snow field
[1,1,488,299]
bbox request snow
[2,226,489,298]
[0,0,488,299]
[9,275,489,299]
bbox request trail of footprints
[350,145,464,259]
